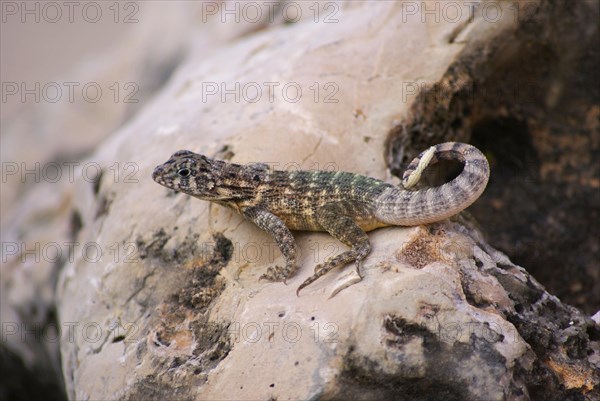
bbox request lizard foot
[296,249,368,298]
[259,266,289,284]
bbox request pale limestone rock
[55,2,538,400]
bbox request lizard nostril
[152,167,161,180]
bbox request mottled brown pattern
[152,142,489,294]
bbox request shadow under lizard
[152,142,489,296]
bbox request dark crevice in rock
[69,210,83,241]
[123,375,192,401]
[491,271,544,307]
[0,344,67,401]
[135,228,172,261]
[382,315,442,352]
[136,228,234,269]
[386,0,599,314]
[93,193,112,220]
[335,316,517,401]
[176,233,232,311]
[212,233,234,265]
[190,318,232,363]
[91,168,103,195]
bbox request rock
[2,1,598,401]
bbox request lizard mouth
[152,166,165,184]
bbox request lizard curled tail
[375,142,490,226]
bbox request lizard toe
[259,266,286,282]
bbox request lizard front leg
[242,207,298,283]
[296,204,371,295]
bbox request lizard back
[256,169,393,231]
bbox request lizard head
[152,150,227,200]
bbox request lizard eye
[177,168,191,177]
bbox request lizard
[152,142,490,296]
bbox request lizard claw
[259,266,289,284]
[295,273,320,297]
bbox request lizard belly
[277,212,388,232]
[356,218,390,232]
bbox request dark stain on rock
[337,314,515,401]
[135,228,170,260]
[69,210,83,241]
[93,194,112,220]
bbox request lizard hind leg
[296,206,371,296]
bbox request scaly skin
[152,142,490,295]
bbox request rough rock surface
[1,1,598,401]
